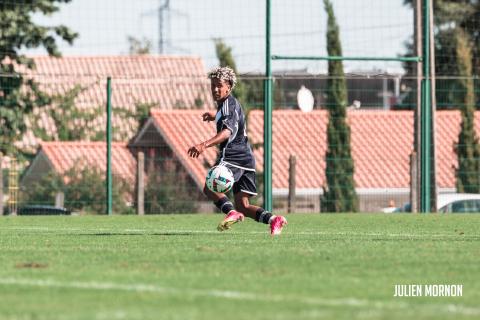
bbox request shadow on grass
[368,237,480,242]
[76,232,198,236]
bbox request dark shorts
[219,162,257,196]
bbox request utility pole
[158,0,170,54]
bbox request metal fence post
[137,152,145,215]
[55,192,65,208]
[410,152,418,213]
[0,155,3,216]
[420,0,432,212]
[106,77,112,215]
[264,0,273,212]
[288,155,296,213]
[8,157,18,215]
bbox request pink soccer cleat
[270,216,288,236]
[217,210,245,231]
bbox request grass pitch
[0,213,479,320]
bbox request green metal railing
[264,0,273,211]
[272,55,422,62]
[420,0,432,212]
[264,0,432,212]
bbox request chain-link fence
[1,0,479,214]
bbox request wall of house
[270,191,411,213]
[20,153,52,188]
[129,123,206,213]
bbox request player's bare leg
[203,184,224,203]
[234,192,287,235]
[204,185,244,231]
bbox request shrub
[21,162,133,214]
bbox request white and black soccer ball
[206,165,234,193]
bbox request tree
[29,81,149,143]
[30,85,106,142]
[402,0,480,194]
[321,0,358,212]
[402,0,480,108]
[213,39,270,112]
[20,162,133,214]
[454,28,480,193]
[0,0,78,155]
[214,39,248,106]
[127,36,152,55]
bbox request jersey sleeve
[220,104,238,135]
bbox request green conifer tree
[214,39,248,105]
[321,0,358,212]
[454,28,480,193]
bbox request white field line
[0,226,478,239]
[0,277,479,316]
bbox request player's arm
[188,129,231,158]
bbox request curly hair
[208,66,237,90]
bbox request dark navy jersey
[215,95,255,171]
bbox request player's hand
[188,142,206,158]
[202,111,216,122]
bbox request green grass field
[0,213,479,320]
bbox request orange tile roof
[149,109,480,191]
[29,55,207,78]
[18,55,213,149]
[26,55,212,109]
[248,110,329,189]
[40,141,136,182]
[348,110,414,189]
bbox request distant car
[382,193,480,213]
[437,193,480,213]
[17,205,71,215]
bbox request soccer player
[187,66,287,235]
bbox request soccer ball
[206,165,234,193]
